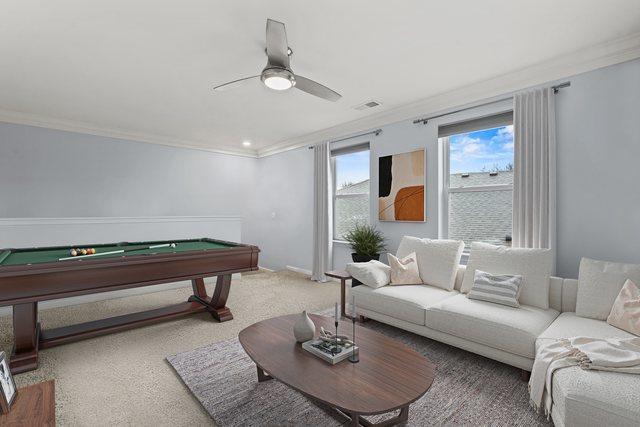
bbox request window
[332,144,370,241]
[440,112,514,246]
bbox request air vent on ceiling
[353,101,381,111]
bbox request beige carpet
[0,270,340,426]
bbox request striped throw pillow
[467,269,523,308]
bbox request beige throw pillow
[607,279,640,336]
[388,252,422,285]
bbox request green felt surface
[0,240,233,266]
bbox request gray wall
[2,59,639,278]
[244,147,314,271]
[251,58,640,278]
[555,58,640,277]
[0,123,256,221]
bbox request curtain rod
[308,129,382,149]
[412,81,571,125]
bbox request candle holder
[330,320,340,355]
[349,316,359,363]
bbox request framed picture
[0,351,17,414]
[378,148,426,221]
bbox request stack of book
[302,339,359,364]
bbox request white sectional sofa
[350,264,640,427]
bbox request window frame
[439,120,514,247]
[331,144,371,243]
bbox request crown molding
[0,109,259,158]
[1,32,638,160]
[258,31,640,158]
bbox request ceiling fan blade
[294,75,342,102]
[213,75,260,91]
[266,19,290,68]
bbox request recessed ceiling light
[242,141,252,147]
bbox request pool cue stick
[58,243,176,261]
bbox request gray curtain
[513,87,557,256]
[311,142,333,282]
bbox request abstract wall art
[378,149,425,221]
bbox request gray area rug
[167,315,549,426]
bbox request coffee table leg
[256,365,273,382]
[398,405,409,423]
[357,405,409,427]
[349,413,360,427]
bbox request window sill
[332,240,351,245]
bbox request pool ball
[81,249,87,256]
[70,249,77,256]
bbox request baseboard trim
[285,265,312,276]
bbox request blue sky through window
[335,150,369,189]
[449,125,514,174]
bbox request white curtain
[513,87,557,256]
[311,142,333,282]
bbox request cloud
[486,125,515,153]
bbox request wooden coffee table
[239,314,435,426]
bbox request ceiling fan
[213,19,342,102]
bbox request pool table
[0,238,259,374]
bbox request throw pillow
[607,279,640,336]
[576,258,640,320]
[388,252,422,285]
[461,242,553,309]
[345,260,390,289]
[467,269,523,308]
[396,236,464,291]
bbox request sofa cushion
[576,257,640,320]
[396,236,464,291]
[536,312,640,427]
[461,242,553,309]
[426,294,559,358]
[467,269,523,308]
[607,279,640,336]
[351,284,457,325]
[537,312,635,346]
[550,368,640,427]
[388,252,422,285]
[345,260,390,289]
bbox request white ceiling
[1,1,639,156]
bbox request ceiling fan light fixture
[261,68,295,91]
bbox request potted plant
[344,224,386,262]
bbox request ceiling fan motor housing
[261,67,296,90]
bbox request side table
[325,270,354,319]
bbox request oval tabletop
[238,313,435,415]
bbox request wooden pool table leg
[10,302,40,374]
[188,274,233,322]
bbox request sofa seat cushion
[537,313,640,427]
[351,284,458,326]
[550,368,640,427]
[537,312,635,347]
[426,294,559,358]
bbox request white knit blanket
[529,336,640,418]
